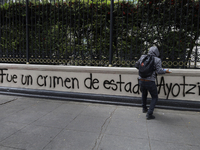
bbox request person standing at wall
[135,46,171,120]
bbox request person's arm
[135,56,142,69]
[135,57,142,69]
[135,61,139,69]
[155,59,166,74]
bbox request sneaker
[146,114,155,120]
[142,108,148,113]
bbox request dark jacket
[135,46,166,81]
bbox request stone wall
[1,64,200,102]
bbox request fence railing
[0,0,200,68]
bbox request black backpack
[139,55,155,78]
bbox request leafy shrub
[0,0,199,67]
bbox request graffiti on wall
[0,68,199,99]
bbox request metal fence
[0,0,200,68]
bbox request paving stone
[25,101,62,113]
[1,101,62,124]
[0,101,34,114]
[147,112,186,126]
[0,124,62,150]
[43,130,98,150]
[179,113,200,128]
[105,117,148,139]
[0,121,27,142]
[150,139,195,150]
[147,124,198,146]
[0,99,36,121]
[66,115,108,133]
[32,111,77,129]
[80,104,116,118]
[0,95,18,104]
[98,134,150,150]
[111,106,141,120]
[186,145,200,150]
[1,109,48,124]
[188,126,200,146]
[0,99,13,105]
[0,106,19,121]
[0,146,23,150]
[51,103,88,115]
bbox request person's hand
[165,69,171,73]
[163,69,172,73]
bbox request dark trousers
[139,80,158,115]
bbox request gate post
[26,0,29,64]
[109,0,114,67]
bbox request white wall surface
[0,63,200,101]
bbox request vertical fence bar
[73,1,76,64]
[109,0,114,67]
[183,0,189,69]
[194,0,200,68]
[42,0,44,61]
[12,0,14,58]
[34,0,36,59]
[78,0,80,64]
[160,0,166,61]
[130,0,134,64]
[166,0,172,63]
[140,0,144,55]
[178,0,183,63]
[8,1,11,58]
[26,0,29,64]
[5,0,8,57]
[50,0,52,60]
[70,0,72,61]
[90,1,94,65]
[187,0,195,68]
[104,0,107,64]
[82,0,85,64]
[116,0,119,63]
[95,1,98,64]
[19,0,21,59]
[23,0,25,59]
[46,0,48,61]
[125,0,128,63]
[30,0,32,62]
[53,0,55,62]
[136,0,139,58]
[172,0,178,63]
[4,0,5,58]
[100,0,102,63]
[61,0,64,62]
[86,0,89,63]
[65,0,69,61]
[0,2,1,59]
[39,0,41,59]
[56,1,60,60]
[120,1,123,62]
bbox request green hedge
[0,0,200,65]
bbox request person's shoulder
[140,55,147,58]
[154,56,161,60]
[154,57,162,64]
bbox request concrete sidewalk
[0,94,200,150]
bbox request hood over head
[148,46,159,57]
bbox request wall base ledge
[0,87,200,111]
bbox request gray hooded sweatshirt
[135,46,166,81]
